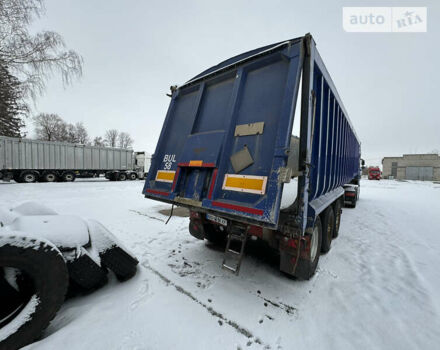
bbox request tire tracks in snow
[141,261,271,349]
[129,209,165,222]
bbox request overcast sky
[28,0,439,166]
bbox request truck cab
[368,166,381,180]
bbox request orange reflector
[189,160,203,167]
[222,174,267,195]
[155,170,175,183]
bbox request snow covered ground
[1,178,440,350]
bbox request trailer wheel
[320,206,335,253]
[294,216,322,280]
[128,172,137,180]
[13,174,22,183]
[61,172,75,182]
[42,172,57,183]
[20,171,37,183]
[333,199,342,238]
[119,173,127,181]
[204,224,227,245]
[0,235,68,350]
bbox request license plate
[206,213,227,226]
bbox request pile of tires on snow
[0,202,138,350]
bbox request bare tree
[93,136,105,147]
[118,132,133,149]
[74,122,89,144]
[33,113,65,141]
[0,0,83,101]
[105,129,118,147]
[63,123,76,143]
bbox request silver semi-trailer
[0,136,141,183]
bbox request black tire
[100,247,138,281]
[0,235,68,350]
[20,171,37,183]
[294,216,322,280]
[42,172,57,183]
[119,173,127,181]
[61,172,75,182]
[128,172,137,180]
[321,206,335,253]
[87,220,138,281]
[13,174,22,183]
[204,223,227,245]
[333,199,342,238]
[65,248,108,291]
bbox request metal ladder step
[222,226,248,275]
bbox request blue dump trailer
[143,34,361,279]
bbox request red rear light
[345,192,356,197]
[190,211,200,219]
[248,225,263,238]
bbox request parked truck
[368,166,381,180]
[0,136,142,183]
[143,34,361,279]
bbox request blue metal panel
[144,41,303,228]
[144,34,361,231]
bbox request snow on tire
[0,233,68,350]
[86,219,138,281]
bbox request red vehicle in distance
[368,166,381,180]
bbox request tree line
[33,113,133,148]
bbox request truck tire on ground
[333,199,342,238]
[294,216,322,280]
[128,172,137,180]
[66,247,108,291]
[61,172,75,182]
[0,235,68,350]
[42,172,57,183]
[20,172,37,183]
[119,173,127,181]
[320,206,335,253]
[86,220,138,281]
[100,247,138,281]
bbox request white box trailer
[0,136,139,183]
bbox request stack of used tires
[0,202,138,350]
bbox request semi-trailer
[0,136,145,183]
[143,34,361,279]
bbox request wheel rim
[47,174,56,182]
[24,174,35,183]
[65,174,73,181]
[310,225,319,262]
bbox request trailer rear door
[143,39,304,228]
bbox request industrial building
[382,154,440,181]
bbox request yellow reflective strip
[156,170,175,182]
[189,160,203,167]
[225,177,265,191]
